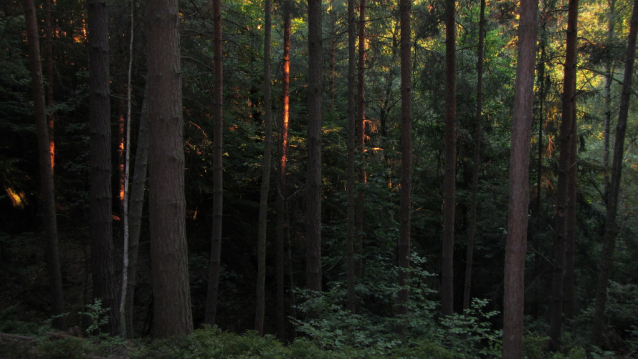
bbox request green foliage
[34,336,93,359]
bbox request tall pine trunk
[346,0,357,313]
[87,0,118,335]
[396,0,412,333]
[276,2,291,340]
[125,84,150,336]
[23,0,65,330]
[147,0,193,338]
[442,0,457,317]
[205,0,224,326]
[591,0,638,345]
[255,0,273,335]
[502,0,538,356]
[549,0,579,348]
[355,0,366,279]
[464,0,485,313]
[306,0,323,293]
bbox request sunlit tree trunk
[276,1,291,340]
[603,0,616,195]
[346,0,357,313]
[23,0,65,330]
[442,0,457,317]
[125,84,149,336]
[463,0,485,313]
[147,0,193,338]
[396,0,412,334]
[549,0,579,348]
[591,0,638,345]
[87,0,118,335]
[255,0,272,336]
[503,0,538,356]
[205,0,224,326]
[306,0,323,293]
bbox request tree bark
[463,0,485,313]
[355,0,366,279]
[591,0,638,346]
[205,0,224,326]
[442,0,457,317]
[306,0,323,293]
[44,0,55,172]
[125,84,150,337]
[23,0,65,330]
[255,0,273,335]
[146,0,194,338]
[119,2,135,338]
[563,116,578,320]
[549,0,579,348]
[396,0,412,333]
[87,0,118,336]
[603,0,616,196]
[502,0,538,356]
[346,0,357,313]
[276,2,291,340]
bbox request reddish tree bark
[146,0,193,338]
[23,0,65,330]
[502,0,538,356]
[346,0,357,313]
[87,0,118,335]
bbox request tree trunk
[87,0,118,336]
[125,84,150,337]
[549,0,579,348]
[146,0,194,338]
[502,0,538,356]
[563,116,578,320]
[119,3,135,338]
[442,0,457,317]
[355,0,366,279]
[23,0,65,330]
[463,0,485,313]
[603,0,616,196]
[255,0,273,335]
[591,0,638,345]
[306,0,323,293]
[44,0,55,172]
[205,0,224,326]
[396,0,412,333]
[346,0,357,313]
[276,2,291,340]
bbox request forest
[1,0,638,357]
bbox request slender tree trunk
[255,0,273,335]
[146,0,193,338]
[119,2,135,338]
[205,0,224,326]
[355,0,366,279]
[329,0,336,118]
[125,84,150,337]
[346,0,357,313]
[603,0,616,195]
[276,3,291,340]
[442,0,457,317]
[549,0,579,348]
[44,0,55,172]
[563,116,578,319]
[396,0,412,333]
[23,0,65,330]
[591,0,638,345]
[502,0,538,356]
[463,0,485,313]
[306,0,323,293]
[87,0,118,336]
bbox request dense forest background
[2,0,638,357]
